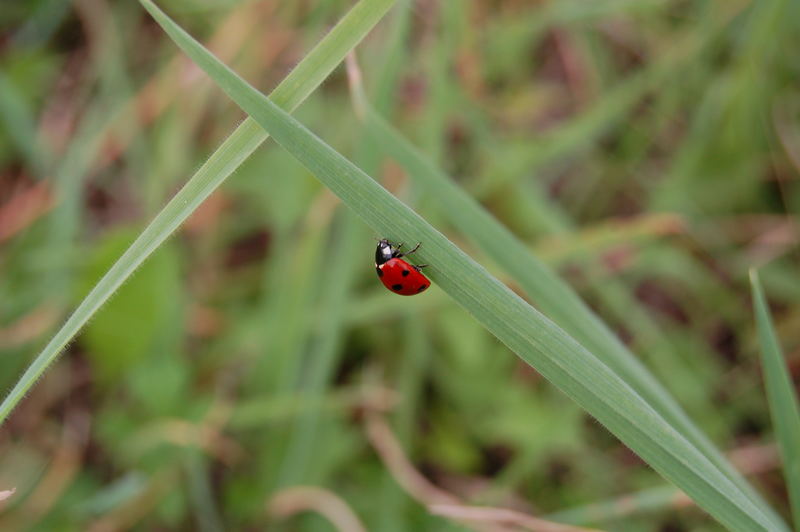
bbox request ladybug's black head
[375,239,394,265]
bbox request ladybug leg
[396,242,421,258]
[412,264,428,271]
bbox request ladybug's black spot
[402,269,410,277]
[392,284,403,291]
[376,267,383,277]
[418,284,428,292]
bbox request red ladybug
[375,239,430,296]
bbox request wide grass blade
[0,0,397,424]
[141,3,786,530]
[750,269,800,527]
[353,95,779,524]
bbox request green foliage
[134,2,787,528]
[1,0,798,530]
[79,229,182,382]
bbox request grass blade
[141,4,786,530]
[0,0,397,423]
[750,269,800,527]
[275,212,363,488]
[355,100,780,524]
[347,49,780,519]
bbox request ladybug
[375,239,430,296]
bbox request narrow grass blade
[276,129,393,489]
[142,5,785,530]
[0,0,397,424]
[276,212,363,488]
[356,102,780,525]
[750,269,800,527]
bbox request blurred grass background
[1,0,799,530]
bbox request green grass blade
[750,269,800,527]
[141,5,785,530]
[0,0,397,424]
[276,125,394,489]
[358,107,781,524]
[276,212,363,488]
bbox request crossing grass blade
[0,0,397,424]
[139,3,787,530]
[750,269,800,528]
